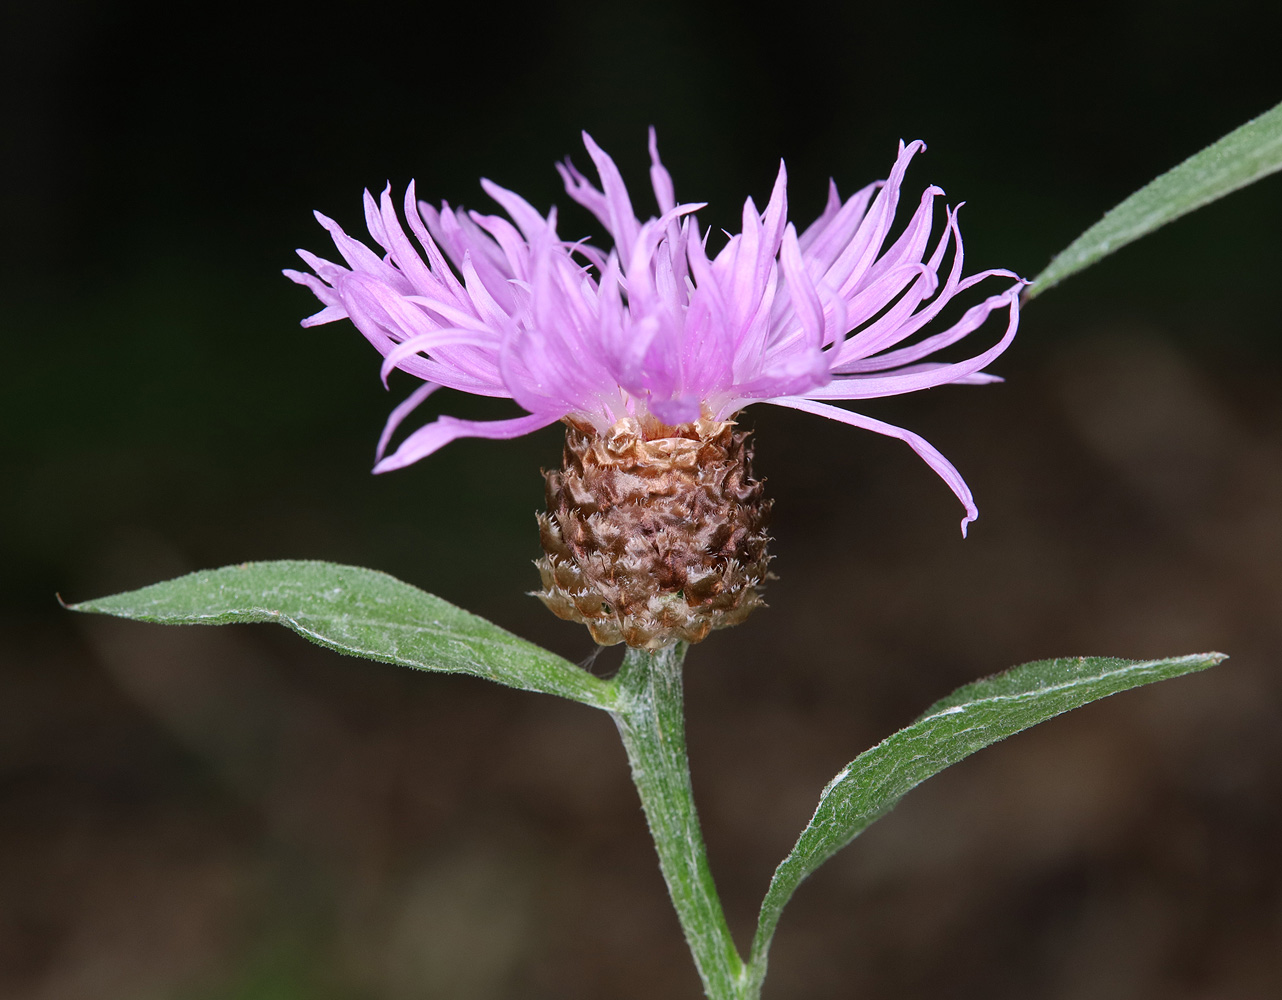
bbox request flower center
[535,416,772,649]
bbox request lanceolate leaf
[745,652,1225,985]
[1027,100,1282,298]
[68,560,615,709]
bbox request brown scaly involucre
[535,416,772,649]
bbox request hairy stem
[610,643,750,999]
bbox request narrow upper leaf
[1027,100,1282,298]
[68,560,615,708]
[746,652,1225,984]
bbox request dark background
[5,1,1282,997]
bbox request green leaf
[1027,100,1282,298]
[745,652,1225,986]
[67,560,615,709]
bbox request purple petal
[799,179,879,262]
[374,411,562,473]
[810,287,1021,399]
[288,134,1026,488]
[580,131,641,252]
[780,223,827,351]
[766,395,978,536]
[647,127,677,215]
[818,140,925,299]
[380,327,501,385]
[480,178,555,243]
[375,382,441,463]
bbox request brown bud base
[535,415,772,649]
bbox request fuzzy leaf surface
[68,560,614,708]
[1027,100,1282,297]
[747,652,1225,980]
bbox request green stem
[609,643,750,999]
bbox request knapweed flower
[287,131,1022,647]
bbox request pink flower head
[286,131,1023,535]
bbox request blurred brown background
[4,1,1282,997]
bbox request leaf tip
[57,592,105,614]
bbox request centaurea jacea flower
[287,132,1023,647]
